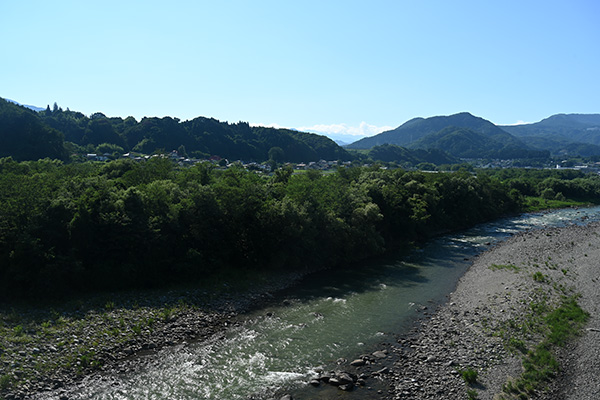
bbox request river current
[67,206,600,400]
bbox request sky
[1,0,599,143]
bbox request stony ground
[0,270,310,400]
[382,222,600,400]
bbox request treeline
[486,168,600,203]
[0,98,351,162]
[2,158,600,300]
[0,99,68,161]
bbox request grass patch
[490,263,521,272]
[545,296,589,346]
[508,337,528,354]
[501,295,589,399]
[524,197,588,212]
[532,271,546,282]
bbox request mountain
[501,114,600,151]
[518,135,600,157]
[0,98,68,161]
[347,112,548,159]
[346,112,510,149]
[5,98,45,112]
[411,126,547,159]
[367,144,457,165]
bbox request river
[65,206,600,400]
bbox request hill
[346,112,511,149]
[29,104,352,162]
[366,144,457,165]
[518,135,600,157]
[411,126,547,159]
[0,98,68,161]
[501,114,600,154]
[347,112,548,159]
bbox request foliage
[36,107,352,162]
[460,368,478,385]
[0,98,352,163]
[0,98,68,161]
[366,143,456,165]
[0,160,599,300]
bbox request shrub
[532,272,546,282]
[461,368,478,385]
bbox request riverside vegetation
[1,157,600,397]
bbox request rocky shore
[379,221,600,400]
[0,270,310,400]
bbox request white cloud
[249,121,394,144]
[297,122,394,138]
[503,120,531,126]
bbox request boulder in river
[372,350,387,358]
[337,372,355,384]
[350,358,366,367]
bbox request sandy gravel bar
[386,221,600,400]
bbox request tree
[177,145,188,158]
[268,146,284,162]
[273,165,293,183]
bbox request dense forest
[0,99,68,161]
[0,98,350,163]
[2,156,599,300]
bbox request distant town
[82,149,600,174]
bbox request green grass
[545,296,589,346]
[501,295,589,399]
[532,271,546,282]
[0,374,13,391]
[524,196,589,212]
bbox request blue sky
[1,1,599,142]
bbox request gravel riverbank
[0,270,310,400]
[382,221,600,400]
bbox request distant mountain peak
[346,112,503,150]
[4,98,45,112]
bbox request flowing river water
[65,206,600,400]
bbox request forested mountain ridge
[346,112,600,158]
[346,112,514,149]
[0,97,351,162]
[346,112,549,159]
[501,114,600,151]
[411,126,547,159]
